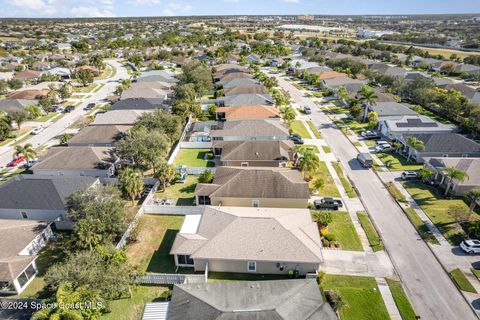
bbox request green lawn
[450,268,477,293]
[325,211,363,251]
[35,112,59,122]
[332,162,356,198]
[329,104,350,115]
[311,161,341,198]
[357,212,383,252]
[322,145,331,153]
[343,118,369,134]
[156,176,198,206]
[290,120,312,139]
[78,83,98,93]
[307,121,321,138]
[0,128,30,147]
[385,182,407,203]
[386,279,417,320]
[471,268,480,281]
[125,214,184,273]
[173,148,215,167]
[299,144,320,153]
[364,140,376,147]
[402,181,479,245]
[353,141,362,147]
[404,208,440,244]
[102,285,170,320]
[320,274,390,320]
[376,152,423,171]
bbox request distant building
[357,28,398,38]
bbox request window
[21,212,28,219]
[247,261,256,272]
[177,255,194,266]
[198,196,211,205]
[241,162,249,167]
[252,200,259,208]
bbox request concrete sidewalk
[321,250,395,278]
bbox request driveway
[272,72,477,320]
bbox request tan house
[213,140,294,166]
[215,105,280,121]
[195,166,309,207]
[170,206,323,275]
[67,125,131,147]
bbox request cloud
[70,6,115,17]
[283,0,299,3]
[8,0,57,16]
[131,0,161,5]
[161,3,192,16]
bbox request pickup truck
[313,197,343,210]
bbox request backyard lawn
[290,120,312,139]
[376,152,423,171]
[357,212,383,252]
[386,279,417,320]
[325,211,363,251]
[126,214,185,273]
[402,181,479,245]
[320,274,390,320]
[311,161,341,198]
[155,176,198,206]
[173,148,215,167]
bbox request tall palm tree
[337,86,349,105]
[297,150,320,179]
[405,136,424,161]
[118,167,144,204]
[465,189,480,212]
[359,85,378,106]
[75,218,102,250]
[13,143,36,162]
[154,162,178,191]
[443,167,469,196]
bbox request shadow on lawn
[146,229,179,274]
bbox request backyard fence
[185,167,216,175]
[143,205,204,215]
[136,273,206,285]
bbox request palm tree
[297,150,320,179]
[359,85,378,106]
[418,168,434,182]
[465,189,480,212]
[405,136,424,161]
[47,83,58,102]
[337,86,349,105]
[118,167,144,204]
[58,133,73,145]
[312,178,325,194]
[25,104,42,119]
[13,143,36,162]
[443,167,469,196]
[75,218,102,250]
[154,162,177,191]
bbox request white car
[30,127,44,135]
[460,240,480,254]
[401,171,418,180]
[375,143,392,152]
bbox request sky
[1,0,479,18]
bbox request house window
[198,196,211,205]
[177,255,194,266]
[21,212,28,219]
[241,162,249,167]
[252,200,259,208]
[247,261,256,272]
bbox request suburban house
[164,279,337,320]
[223,84,268,96]
[109,97,167,111]
[218,93,274,107]
[368,63,407,77]
[0,99,37,114]
[399,133,480,163]
[67,125,131,147]
[0,220,54,295]
[438,83,480,105]
[217,72,253,82]
[13,70,43,82]
[213,140,294,166]
[215,105,280,120]
[137,70,178,83]
[219,78,259,89]
[210,119,289,141]
[194,166,309,207]
[170,206,322,275]
[32,61,51,71]
[120,87,170,101]
[31,146,117,177]
[363,101,418,121]
[378,115,456,139]
[0,175,97,221]
[92,109,153,125]
[322,77,367,94]
[424,157,480,196]
[7,89,48,100]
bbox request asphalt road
[0,59,129,169]
[273,73,477,320]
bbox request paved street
[0,59,128,169]
[272,73,478,320]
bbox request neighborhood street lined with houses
[0,8,480,320]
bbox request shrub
[322,238,330,247]
[325,233,336,242]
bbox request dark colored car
[84,103,96,110]
[290,135,304,145]
[314,197,343,210]
[64,105,75,113]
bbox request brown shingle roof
[220,140,294,162]
[7,89,48,100]
[33,147,115,171]
[67,125,131,146]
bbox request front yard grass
[307,120,321,138]
[155,176,198,206]
[343,118,369,134]
[173,148,215,167]
[357,212,383,252]
[298,144,319,153]
[404,208,440,244]
[290,120,312,139]
[376,152,423,171]
[329,104,350,115]
[402,181,479,245]
[320,274,389,320]
[386,279,417,320]
[325,211,363,251]
[385,182,407,203]
[322,145,331,153]
[78,83,98,93]
[450,268,477,293]
[332,162,356,198]
[126,214,185,273]
[311,161,341,198]
[35,112,59,122]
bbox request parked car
[303,106,311,114]
[290,135,304,145]
[30,127,44,135]
[23,159,38,169]
[84,103,96,110]
[52,104,62,112]
[64,105,75,113]
[460,240,480,254]
[375,143,392,152]
[357,152,373,168]
[8,156,26,167]
[401,171,418,180]
[314,197,343,210]
[361,131,380,140]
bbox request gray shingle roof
[220,140,294,162]
[167,279,337,320]
[368,102,418,117]
[221,93,274,107]
[32,147,115,171]
[408,133,480,153]
[67,125,131,146]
